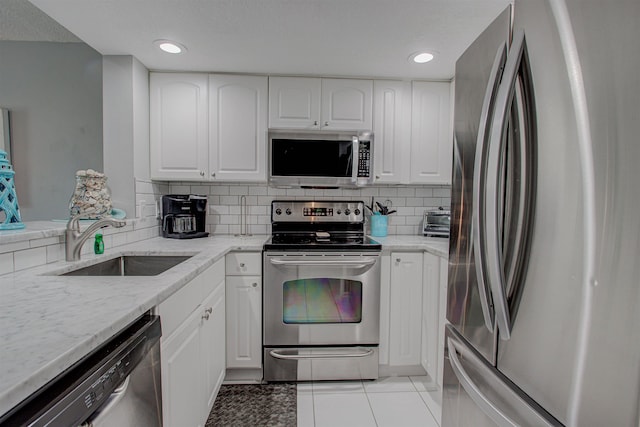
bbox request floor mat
[205,383,297,427]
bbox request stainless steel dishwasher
[0,314,162,427]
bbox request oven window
[283,278,362,324]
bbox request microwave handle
[351,136,359,184]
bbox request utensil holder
[370,215,388,237]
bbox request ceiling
[23,0,511,80]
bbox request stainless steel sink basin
[61,255,192,276]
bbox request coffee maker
[161,195,209,239]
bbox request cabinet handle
[324,121,329,127]
[314,120,318,126]
[202,312,210,320]
[252,282,258,288]
[205,307,213,314]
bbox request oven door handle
[269,348,374,360]
[269,258,377,268]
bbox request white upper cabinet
[268,77,321,129]
[373,80,412,183]
[410,81,453,184]
[269,77,373,131]
[321,78,373,130]
[209,74,268,181]
[150,73,209,180]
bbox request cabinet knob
[199,171,205,177]
[324,121,329,127]
[252,282,258,288]
[376,175,381,180]
[202,312,210,320]
[314,120,318,126]
[396,258,401,263]
[205,307,213,314]
[211,172,216,178]
[239,263,245,268]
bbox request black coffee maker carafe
[161,195,209,239]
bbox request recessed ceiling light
[410,52,435,64]
[154,40,187,54]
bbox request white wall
[0,41,103,221]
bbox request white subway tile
[14,247,47,271]
[248,186,268,196]
[406,198,425,207]
[434,188,451,197]
[396,187,416,197]
[220,196,239,205]
[212,224,230,234]
[46,243,64,263]
[29,237,60,248]
[229,186,250,195]
[0,253,14,275]
[286,189,305,196]
[267,187,288,196]
[169,184,190,194]
[0,241,29,254]
[415,187,434,197]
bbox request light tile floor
[297,376,442,427]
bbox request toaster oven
[423,207,451,237]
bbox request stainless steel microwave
[268,130,374,188]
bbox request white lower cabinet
[158,259,225,427]
[225,252,262,382]
[225,276,262,368]
[421,252,442,381]
[388,252,424,366]
[380,250,448,383]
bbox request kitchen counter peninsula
[0,234,447,417]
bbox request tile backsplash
[167,182,451,236]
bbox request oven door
[263,251,381,346]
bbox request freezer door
[442,326,561,427]
[498,1,640,426]
[448,6,512,364]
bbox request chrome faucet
[65,213,126,261]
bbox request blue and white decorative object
[0,149,24,230]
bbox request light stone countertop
[0,234,448,416]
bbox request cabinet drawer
[158,273,205,339]
[202,257,226,294]
[226,252,261,275]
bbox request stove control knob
[275,208,282,215]
[344,208,351,215]
[286,208,292,215]
[354,209,361,215]
[337,209,342,215]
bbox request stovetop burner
[264,200,382,251]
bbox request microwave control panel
[357,140,372,178]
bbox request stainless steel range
[263,200,382,382]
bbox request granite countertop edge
[0,234,448,416]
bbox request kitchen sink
[60,255,192,276]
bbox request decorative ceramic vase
[0,150,24,230]
[69,169,112,219]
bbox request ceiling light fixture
[410,52,435,64]
[154,40,186,54]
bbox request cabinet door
[201,280,226,414]
[373,80,411,183]
[389,252,424,366]
[269,76,321,129]
[410,81,452,184]
[226,276,262,368]
[161,310,204,427]
[421,252,441,380]
[150,73,209,181]
[437,256,449,388]
[209,74,268,181]
[321,78,373,130]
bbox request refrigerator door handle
[472,43,508,333]
[447,336,518,427]
[484,30,536,340]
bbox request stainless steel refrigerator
[443,1,640,426]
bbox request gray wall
[0,41,103,221]
[103,55,150,217]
